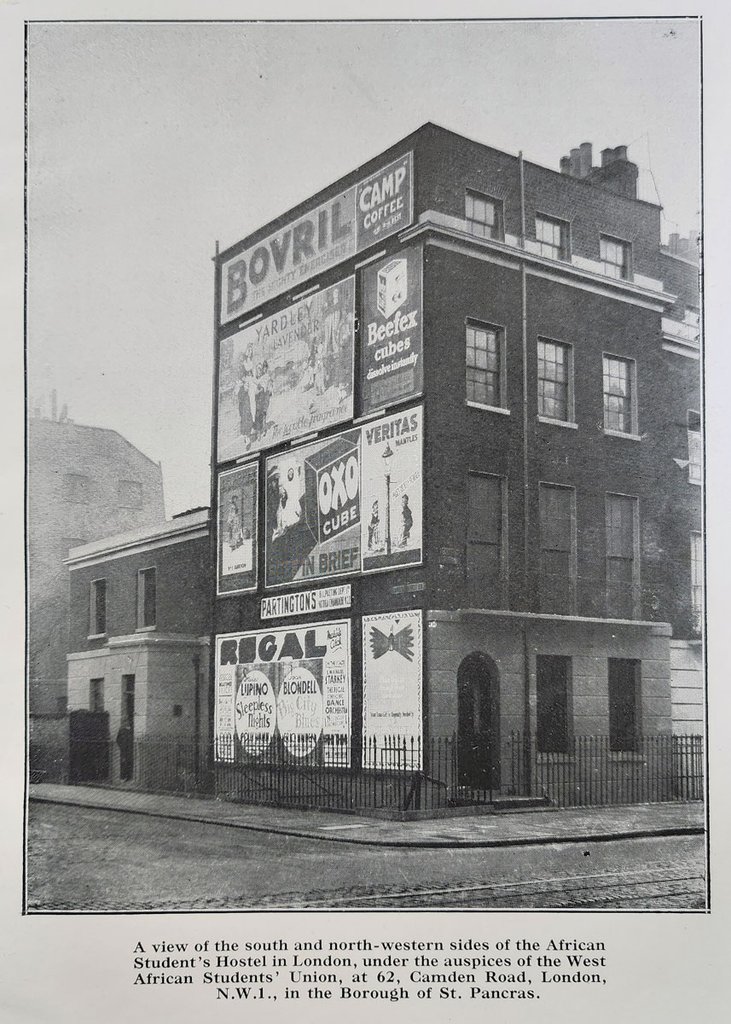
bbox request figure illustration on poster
[217,462,258,594]
[218,278,356,461]
[360,406,423,573]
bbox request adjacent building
[28,405,166,779]
[65,508,211,787]
[208,123,702,807]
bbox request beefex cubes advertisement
[265,405,423,585]
[220,153,413,323]
[217,278,355,463]
[361,245,423,414]
[362,609,423,769]
[215,620,351,766]
[361,406,423,574]
[217,462,258,595]
[265,428,361,587]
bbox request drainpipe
[192,652,201,787]
[519,152,532,794]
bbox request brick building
[209,124,702,807]
[28,408,166,778]
[65,509,210,786]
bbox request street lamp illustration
[382,442,393,556]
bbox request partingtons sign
[214,620,351,766]
[220,153,413,323]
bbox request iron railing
[65,732,705,812]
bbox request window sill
[87,633,107,641]
[688,478,702,487]
[135,625,157,633]
[537,416,578,430]
[603,429,642,441]
[466,401,510,416]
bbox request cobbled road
[26,802,707,912]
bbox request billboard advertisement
[261,584,351,620]
[220,153,413,323]
[361,406,423,573]
[215,620,351,766]
[360,245,423,414]
[362,609,423,769]
[265,428,361,588]
[217,277,355,463]
[217,463,258,595]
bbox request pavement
[28,783,705,849]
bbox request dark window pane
[536,655,570,753]
[608,658,640,751]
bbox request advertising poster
[362,609,423,769]
[361,244,423,413]
[265,428,361,587]
[361,405,423,573]
[216,462,258,595]
[215,620,351,766]
[220,152,413,322]
[217,277,355,462]
[260,583,351,620]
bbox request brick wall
[28,418,165,714]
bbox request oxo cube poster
[265,428,361,587]
[214,620,351,766]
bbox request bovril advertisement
[220,153,413,323]
[264,405,423,586]
[215,621,351,766]
[361,245,423,414]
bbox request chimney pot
[579,142,593,177]
[560,155,571,175]
[569,147,581,177]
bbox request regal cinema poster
[360,245,423,414]
[265,428,361,587]
[217,278,355,463]
[215,620,351,766]
[361,405,423,573]
[217,463,258,595]
[220,153,413,323]
[362,609,423,768]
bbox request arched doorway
[457,652,500,792]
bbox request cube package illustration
[303,435,361,544]
[376,258,407,318]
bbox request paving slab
[28,783,705,849]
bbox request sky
[26,18,701,516]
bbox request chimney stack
[590,146,638,200]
